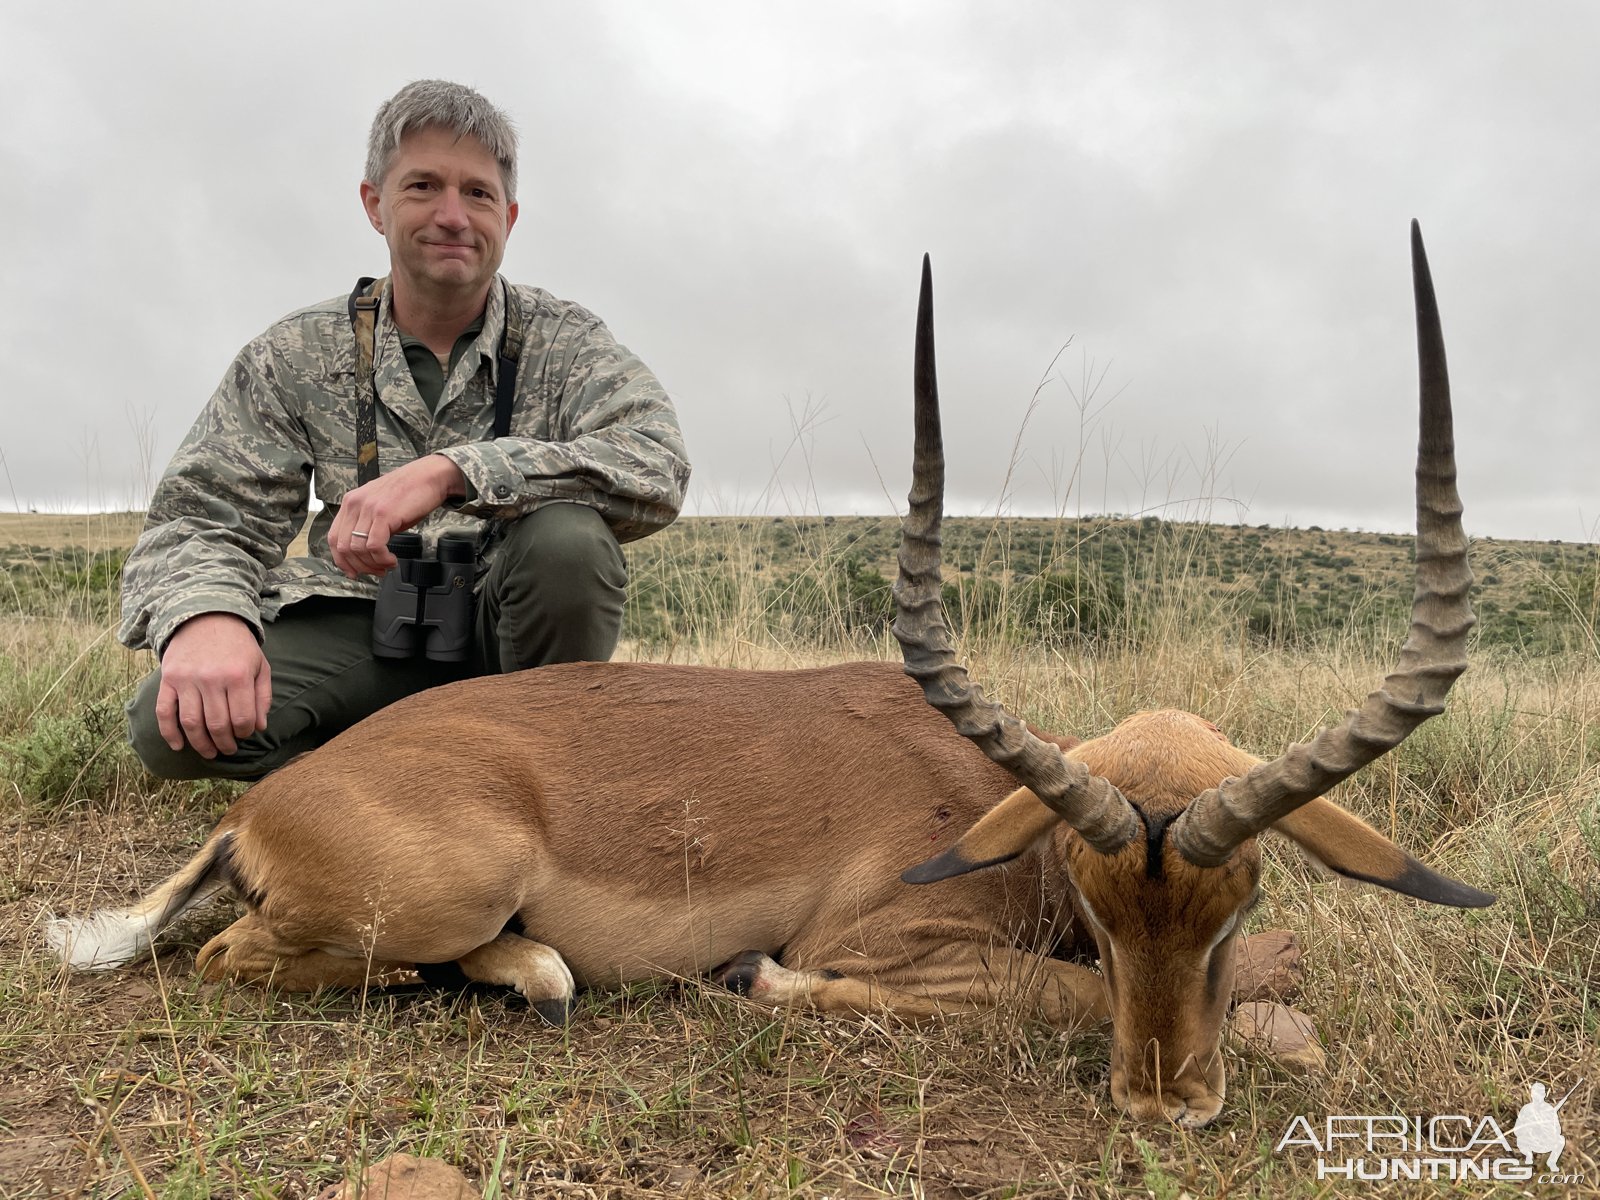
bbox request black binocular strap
[494,282,525,440]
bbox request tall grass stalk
[3,506,1595,1197]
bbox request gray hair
[365,80,519,202]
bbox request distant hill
[633,514,1599,651]
[4,511,1595,651]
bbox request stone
[317,1154,479,1200]
[1233,1001,1326,1073]
[1233,929,1304,1002]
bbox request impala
[48,222,1490,1126]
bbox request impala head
[894,228,1494,1127]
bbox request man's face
[360,125,518,303]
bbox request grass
[1,511,1597,1197]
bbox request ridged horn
[892,255,1141,855]
[1168,221,1473,867]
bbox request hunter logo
[1276,1081,1585,1186]
[1514,1082,1573,1171]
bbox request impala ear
[902,788,1060,884]
[1271,797,1495,908]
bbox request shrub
[1,695,133,806]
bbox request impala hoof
[716,950,773,997]
[532,995,575,1025]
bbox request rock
[317,1154,479,1200]
[663,1163,703,1189]
[1233,930,1304,1002]
[1232,1001,1325,1073]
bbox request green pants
[127,504,626,781]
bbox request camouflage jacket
[120,277,690,654]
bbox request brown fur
[65,663,1480,1130]
[900,707,1484,1126]
[62,622,1480,1139]
[1053,712,1263,1123]
[187,661,1097,1011]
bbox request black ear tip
[902,849,969,885]
[1325,854,1494,909]
[1392,859,1495,908]
[1426,874,1496,909]
[902,846,1020,885]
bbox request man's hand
[156,613,272,759]
[329,454,468,577]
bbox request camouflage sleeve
[118,335,313,653]
[435,317,690,543]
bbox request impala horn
[1168,221,1476,867]
[892,254,1141,857]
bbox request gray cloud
[2,1,1595,540]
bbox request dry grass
[2,514,1597,1198]
[0,515,147,555]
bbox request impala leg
[195,914,412,990]
[717,950,974,1018]
[717,945,1108,1028]
[453,932,577,1024]
[977,944,1112,1025]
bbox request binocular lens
[437,534,476,564]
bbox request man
[120,80,690,780]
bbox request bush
[1,546,127,620]
[775,554,894,640]
[1,695,133,806]
[941,567,1124,646]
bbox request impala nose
[1113,1050,1226,1127]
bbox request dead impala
[48,222,1491,1127]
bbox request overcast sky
[3,1,1595,540]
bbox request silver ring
[351,532,370,540]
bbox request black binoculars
[372,532,477,661]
